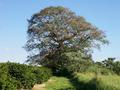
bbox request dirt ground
[32,84,46,90]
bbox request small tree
[25,6,108,69]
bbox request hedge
[0,62,52,89]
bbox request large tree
[25,6,108,68]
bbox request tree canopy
[25,6,108,68]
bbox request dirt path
[32,84,46,90]
[32,79,53,90]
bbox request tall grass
[45,73,120,90]
[76,73,120,90]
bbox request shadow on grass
[67,74,98,90]
[55,73,99,90]
[52,68,119,90]
[57,73,120,90]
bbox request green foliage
[49,51,93,76]
[0,62,52,89]
[65,51,93,73]
[33,66,52,84]
[96,58,120,75]
[101,58,115,70]
[0,77,18,90]
[85,65,114,75]
[113,61,120,75]
[0,63,18,90]
[8,63,36,89]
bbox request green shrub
[33,66,52,84]
[85,65,114,75]
[0,77,18,90]
[0,63,18,90]
[0,62,52,89]
[7,63,36,89]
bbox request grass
[44,73,120,90]
[96,75,120,90]
[75,73,120,90]
[46,76,74,90]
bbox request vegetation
[1,61,120,90]
[25,6,108,72]
[46,76,74,90]
[45,73,120,90]
[0,62,52,90]
[45,58,120,90]
[96,58,120,75]
[1,6,120,90]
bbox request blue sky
[0,0,120,63]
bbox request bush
[33,66,52,84]
[0,62,52,89]
[85,65,114,75]
[0,63,18,90]
[7,63,36,89]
